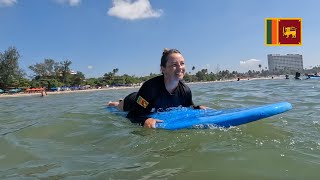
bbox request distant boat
[307,75,320,79]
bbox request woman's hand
[198,105,207,109]
[144,118,163,128]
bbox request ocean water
[0,78,319,179]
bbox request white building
[268,54,303,73]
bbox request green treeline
[1,46,319,90]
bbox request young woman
[108,48,205,128]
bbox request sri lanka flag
[136,96,149,108]
[265,18,302,46]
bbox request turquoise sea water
[0,78,320,179]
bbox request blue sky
[1,0,319,78]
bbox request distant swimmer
[41,87,47,97]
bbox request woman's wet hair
[160,48,181,67]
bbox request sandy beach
[0,77,279,99]
[0,86,140,99]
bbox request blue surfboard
[106,102,292,130]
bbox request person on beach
[108,48,206,128]
[41,87,47,97]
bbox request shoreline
[0,77,279,99]
[0,86,139,99]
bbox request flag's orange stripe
[272,19,278,44]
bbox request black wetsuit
[124,75,199,125]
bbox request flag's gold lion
[283,26,297,38]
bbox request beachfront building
[268,54,303,73]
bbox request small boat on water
[307,75,320,79]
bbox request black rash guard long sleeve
[126,75,196,125]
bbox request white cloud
[0,0,17,7]
[87,65,93,69]
[55,0,81,7]
[240,59,262,71]
[108,0,163,20]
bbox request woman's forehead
[167,53,184,63]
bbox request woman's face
[162,53,186,81]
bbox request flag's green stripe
[266,20,273,44]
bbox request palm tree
[112,68,119,75]
[258,64,262,73]
[61,60,72,84]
